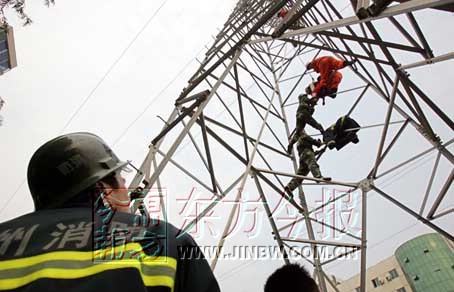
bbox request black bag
[323,116,360,150]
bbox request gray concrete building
[0,24,17,75]
[332,256,412,292]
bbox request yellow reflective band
[0,243,177,291]
[0,266,174,290]
[0,243,176,270]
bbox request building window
[404,257,409,263]
[413,275,419,281]
[397,288,406,292]
[389,268,399,279]
[423,248,429,253]
[371,278,381,288]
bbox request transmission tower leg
[359,182,369,292]
[152,156,167,221]
[360,191,367,292]
[135,50,243,203]
[129,107,180,191]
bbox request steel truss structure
[129,1,454,291]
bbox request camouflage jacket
[296,94,315,116]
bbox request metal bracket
[359,178,374,192]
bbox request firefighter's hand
[344,59,357,66]
[286,145,293,154]
[308,97,317,106]
[316,139,323,147]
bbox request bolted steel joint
[359,178,374,192]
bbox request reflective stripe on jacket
[0,208,220,292]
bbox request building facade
[0,25,17,75]
[395,233,454,292]
[330,233,453,292]
[333,255,412,292]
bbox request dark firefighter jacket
[0,208,220,292]
[323,116,360,150]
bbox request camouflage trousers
[286,148,321,191]
[296,110,324,133]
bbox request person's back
[0,132,220,292]
[309,56,346,74]
[295,130,319,152]
[306,56,355,100]
[297,94,315,115]
[0,207,218,292]
[293,93,324,135]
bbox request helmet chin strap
[97,183,130,209]
[105,194,130,206]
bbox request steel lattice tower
[129,1,454,291]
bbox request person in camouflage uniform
[284,90,331,199]
[293,90,324,135]
[284,129,331,198]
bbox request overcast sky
[0,1,453,291]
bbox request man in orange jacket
[277,7,288,19]
[306,56,356,99]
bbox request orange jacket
[278,8,288,18]
[328,71,343,90]
[309,56,346,95]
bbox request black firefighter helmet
[27,132,128,210]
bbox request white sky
[0,1,453,291]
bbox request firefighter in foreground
[306,56,356,101]
[0,132,220,292]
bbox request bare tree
[1,0,54,26]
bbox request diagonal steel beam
[251,0,454,44]
[316,30,426,54]
[253,172,290,264]
[370,77,399,178]
[427,168,454,219]
[234,63,250,162]
[144,50,242,196]
[180,0,289,99]
[406,12,434,58]
[419,151,442,216]
[372,186,453,241]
